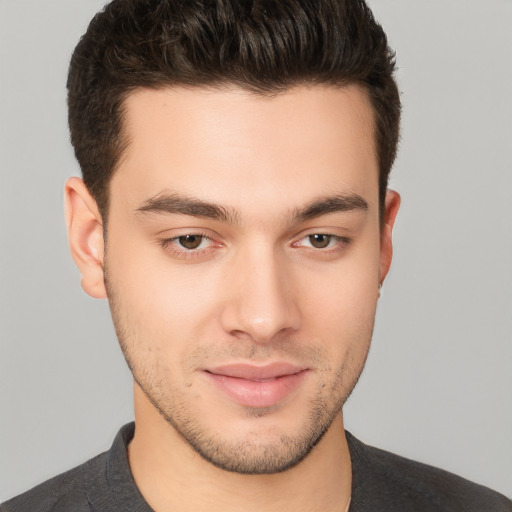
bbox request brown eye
[308,234,332,248]
[178,235,204,250]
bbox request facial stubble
[104,268,374,475]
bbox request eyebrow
[135,191,368,224]
[292,193,368,222]
[136,193,239,223]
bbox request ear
[64,177,107,299]
[379,190,401,285]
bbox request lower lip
[205,370,308,408]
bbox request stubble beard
[128,361,365,475]
[105,273,373,475]
[138,379,339,474]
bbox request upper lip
[206,362,307,381]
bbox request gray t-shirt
[2,423,511,511]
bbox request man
[2,0,511,510]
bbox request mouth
[204,363,309,409]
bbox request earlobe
[379,190,401,285]
[64,177,107,299]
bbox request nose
[220,245,301,344]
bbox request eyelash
[160,233,215,259]
[159,233,351,259]
[294,234,351,251]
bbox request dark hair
[67,0,400,220]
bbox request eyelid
[290,232,352,256]
[159,232,221,259]
[291,225,352,241]
[158,228,351,260]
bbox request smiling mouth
[204,363,309,408]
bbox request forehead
[112,84,379,218]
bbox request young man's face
[69,84,399,474]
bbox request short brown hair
[67,0,400,220]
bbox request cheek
[105,240,222,346]
[302,245,380,319]
[310,286,377,364]
[298,245,380,357]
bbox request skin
[65,84,400,512]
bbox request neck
[128,385,352,512]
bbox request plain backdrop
[1,0,511,501]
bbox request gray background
[1,0,511,501]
